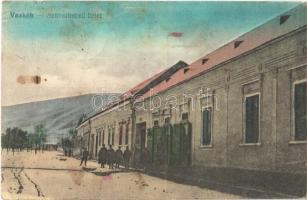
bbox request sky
[2,1,299,106]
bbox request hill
[1,93,119,144]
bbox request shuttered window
[245,94,260,143]
[202,107,212,146]
[294,82,307,141]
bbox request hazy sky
[2,1,298,106]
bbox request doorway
[136,122,146,151]
[135,122,147,167]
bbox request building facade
[77,4,307,176]
[133,4,307,174]
[76,61,188,159]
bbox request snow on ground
[1,150,242,200]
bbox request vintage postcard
[1,1,307,199]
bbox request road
[1,150,242,200]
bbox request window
[234,40,244,48]
[165,117,170,124]
[294,81,307,141]
[125,123,129,145]
[108,128,111,145]
[111,128,115,145]
[245,94,260,143]
[153,120,159,127]
[182,113,189,121]
[280,15,290,25]
[99,131,102,146]
[102,130,105,145]
[202,58,209,64]
[119,125,123,145]
[201,107,212,146]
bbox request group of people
[98,144,131,169]
[79,144,131,170]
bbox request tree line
[60,113,84,157]
[61,128,77,157]
[1,124,47,154]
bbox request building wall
[135,26,307,173]
[75,120,91,156]
[77,26,307,172]
[88,102,133,159]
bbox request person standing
[107,145,115,169]
[98,144,108,168]
[80,148,89,167]
[115,147,123,169]
[123,146,131,169]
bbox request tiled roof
[140,4,307,99]
[119,70,166,99]
[80,61,188,123]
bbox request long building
[76,4,307,196]
[76,61,188,158]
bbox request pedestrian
[115,147,123,169]
[69,148,72,157]
[80,148,89,167]
[107,145,115,169]
[123,146,131,169]
[98,144,108,168]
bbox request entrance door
[147,122,191,168]
[171,122,192,167]
[135,122,146,167]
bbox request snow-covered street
[1,150,242,200]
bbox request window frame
[111,127,115,145]
[164,117,170,125]
[99,130,102,146]
[102,129,105,146]
[118,125,123,146]
[291,79,307,143]
[153,120,159,127]
[125,123,129,145]
[107,128,111,146]
[241,92,261,145]
[200,105,213,148]
[181,112,189,121]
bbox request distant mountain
[1,93,119,144]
